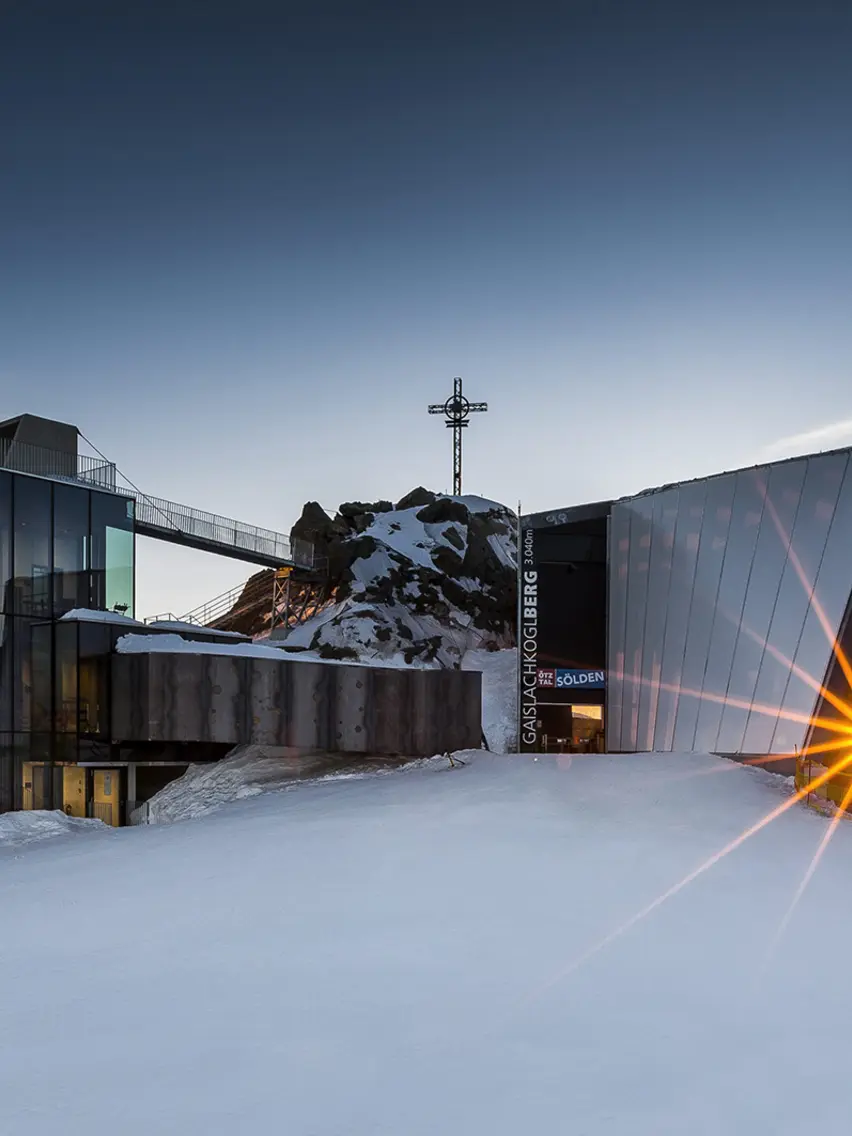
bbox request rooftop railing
[0,438,116,489]
[1,437,312,569]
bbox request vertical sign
[519,525,539,751]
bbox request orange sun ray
[760,488,852,694]
[518,750,852,1005]
[767,776,852,960]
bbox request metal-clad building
[520,447,852,762]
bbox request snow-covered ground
[134,647,517,824]
[2,751,852,1135]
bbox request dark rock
[431,545,464,577]
[416,498,470,526]
[396,487,437,511]
[443,525,465,551]
[317,643,360,660]
[339,500,393,519]
[290,502,337,546]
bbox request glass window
[772,455,852,752]
[0,731,12,812]
[0,614,10,733]
[671,474,736,751]
[653,481,706,750]
[91,492,135,616]
[620,497,654,749]
[30,622,52,734]
[79,622,111,736]
[12,476,52,617]
[0,471,11,615]
[743,453,848,752]
[694,468,767,752]
[11,616,37,732]
[716,459,807,753]
[53,483,91,616]
[636,489,679,750]
[54,620,78,734]
[606,506,631,750]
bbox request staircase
[170,569,335,639]
[179,580,260,628]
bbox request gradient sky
[2,0,851,617]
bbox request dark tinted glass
[55,620,78,734]
[716,460,807,753]
[53,483,91,615]
[79,622,111,736]
[743,453,847,752]
[31,622,52,734]
[653,481,706,750]
[0,614,9,732]
[672,474,736,750]
[11,615,36,731]
[12,476,52,617]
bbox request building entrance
[538,703,605,753]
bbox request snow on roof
[115,632,406,670]
[451,494,513,515]
[116,633,298,660]
[146,620,247,639]
[60,608,143,626]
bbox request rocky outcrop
[212,491,517,666]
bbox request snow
[463,647,517,752]
[139,647,517,823]
[115,630,416,670]
[452,493,510,514]
[137,747,426,825]
[0,809,106,847]
[60,608,142,625]
[145,619,247,639]
[2,752,852,1135]
[115,632,295,659]
[362,507,443,571]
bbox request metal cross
[428,376,488,496]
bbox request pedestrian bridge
[0,427,311,570]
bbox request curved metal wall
[607,451,852,755]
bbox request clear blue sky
[2,0,850,616]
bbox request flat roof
[524,442,852,524]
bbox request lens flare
[767,767,852,960]
[518,752,852,1006]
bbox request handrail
[0,438,116,489]
[179,581,251,627]
[1,437,313,569]
[114,485,310,567]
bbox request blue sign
[556,668,606,689]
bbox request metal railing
[0,438,116,489]
[117,486,309,566]
[1,437,313,569]
[179,581,252,627]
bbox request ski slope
[2,751,851,1135]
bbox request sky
[1,0,851,617]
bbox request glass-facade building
[0,468,135,811]
[607,449,852,756]
[521,447,852,759]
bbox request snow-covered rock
[217,489,517,669]
[0,810,106,847]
